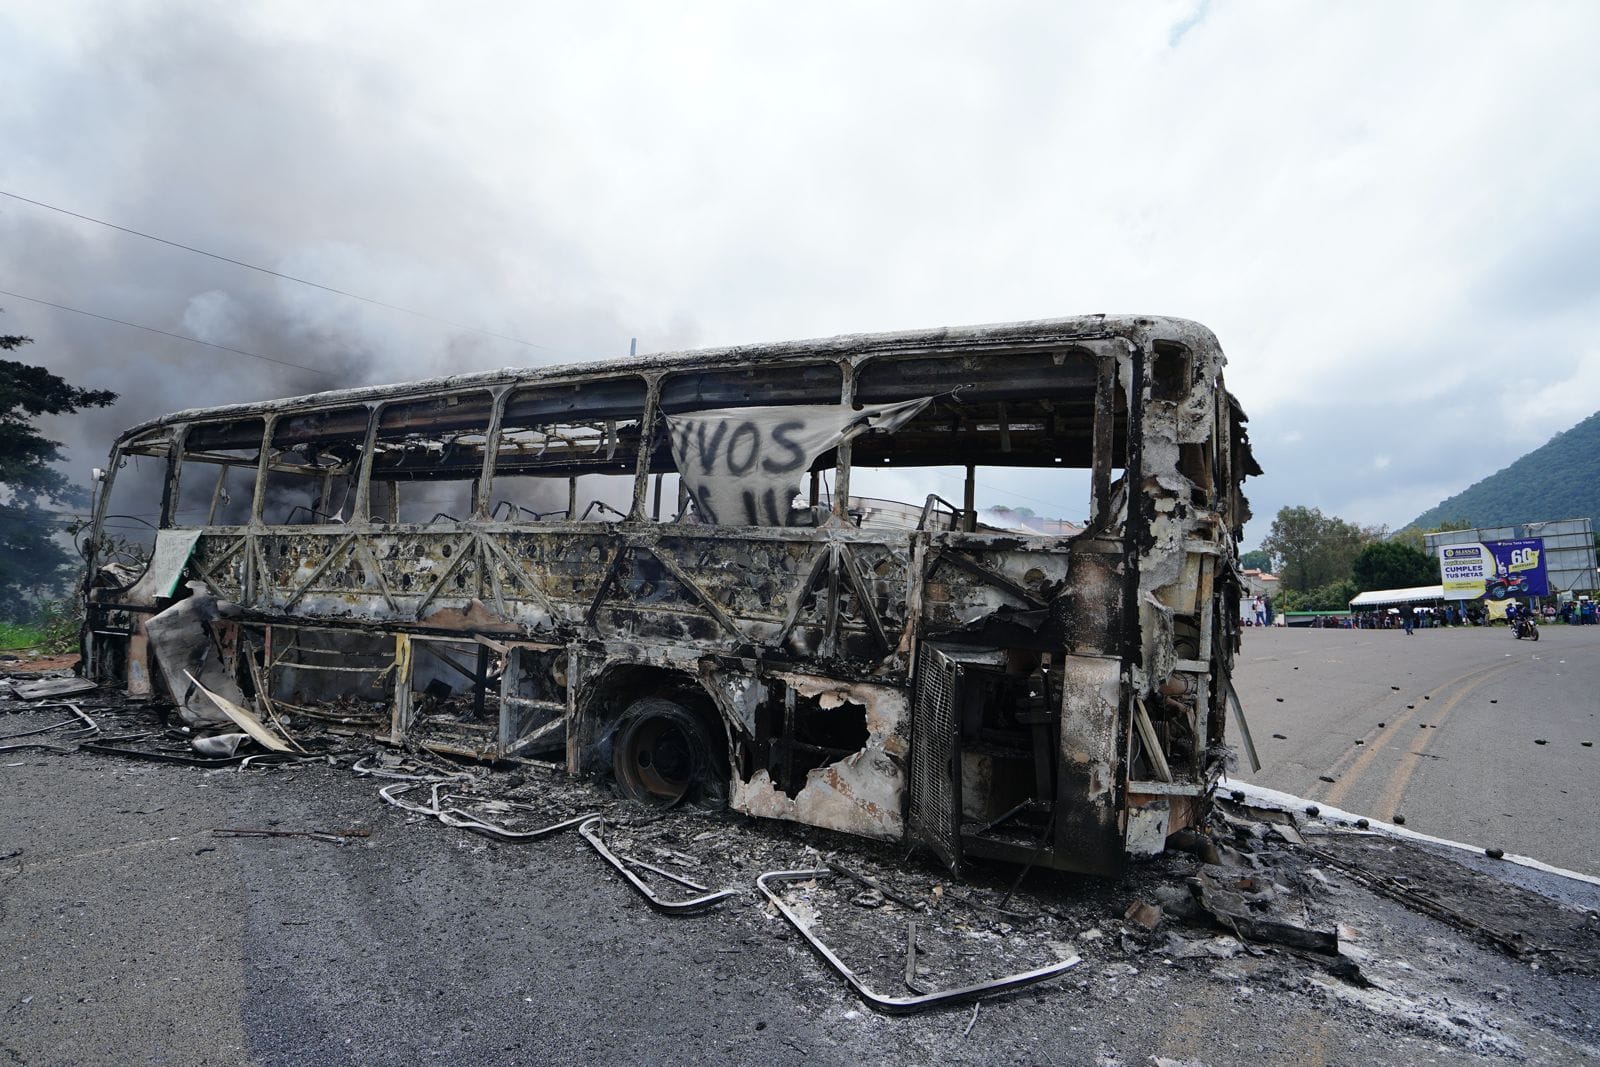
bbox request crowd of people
[1280,598,1597,631]
[1561,599,1598,625]
[1241,581,1598,631]
[1322,605,1477,631]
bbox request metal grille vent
[910,644,962,873]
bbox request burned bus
[82,314,1258,877]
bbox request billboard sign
[1438,538,1549,600]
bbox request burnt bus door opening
[909,644,964,874]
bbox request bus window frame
[259,404,373,527]
[168,417,268,529]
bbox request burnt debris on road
[5,667,1600,1063]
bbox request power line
[0,189,549,350]
[0,287,330,376]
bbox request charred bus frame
[82,315,1257,877]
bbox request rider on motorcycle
[1508,600,1539,640]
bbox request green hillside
[1406,410,1600,531]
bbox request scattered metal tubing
[238,752,321,770]
[939,889,1039,924]
[0,718,91,742]
[756,868,1080,1014]
[214,826,370,843]
[378,780,448,814]
[79,740,302,767]
[904,921,925,995]
[0,700,101,744]
[437,805,595,842]
[93,732,154,744]
[32,702,99,733]
[378,781,591,842]
[825,859,928,912]
[351,756,451,781]
[355,750,481,781]
[578,816,736,914]
[618,856,711,893]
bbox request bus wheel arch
[578,662,730,807]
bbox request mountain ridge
[1405,410,1600,531]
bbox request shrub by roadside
[0,598,79,654]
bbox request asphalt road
[6,734,1598,1067]
[1231,622,1600,876]
[6,630,1600,1066]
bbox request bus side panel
[1056,653,1125,877]
[727,674,909,842]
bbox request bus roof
[111,313,1223,443]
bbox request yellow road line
[1372,663,1514,820]
[1320,659,1515,809]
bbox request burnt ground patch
[5,682,1600,1065]
[1304,829,1600,976]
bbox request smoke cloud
[4,2,1599,543]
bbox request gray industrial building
[1425,517,1598,596]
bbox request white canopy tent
[1348,585,1445,609]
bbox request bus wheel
[611,696,723,807]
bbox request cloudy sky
[3,0,1597,546]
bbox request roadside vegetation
[0,620,43,650]
[1,309,119,653]
[0,598,81,654]
[1255,506,1458,611]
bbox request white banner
[1439,542,1491,600]
[665,397,931,525]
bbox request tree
[1238,548,1272,571]
[1,318,118,619]
[1274,578,1359,612]
[1259,505,1379,594]
[1351,540,1439,593]
[1391,517,1484,559]
[1303,578,1359,612]
[1389,527,1426,553]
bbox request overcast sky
[3,0,1597,546]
